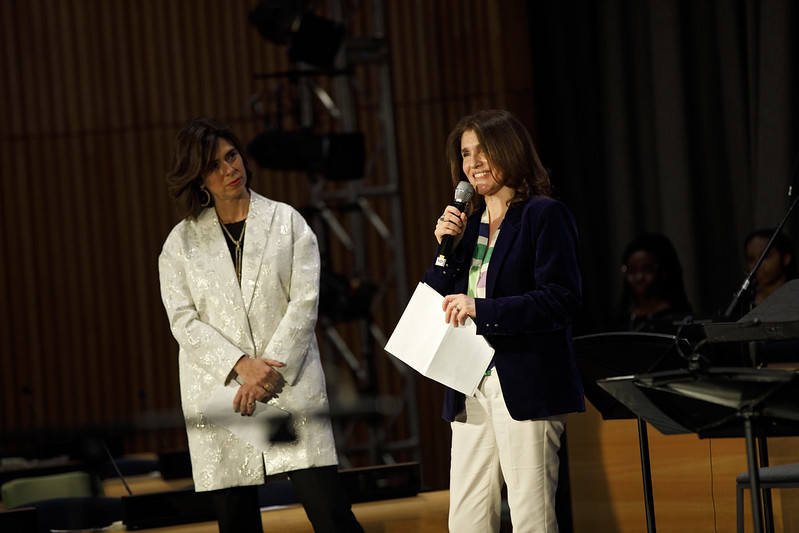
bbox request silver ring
[455,306,461,312]
[439,216,445,222]
[247,402,255,406]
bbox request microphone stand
[720,180,799,533]
[723,185,799,320]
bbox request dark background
[2,0,797,494]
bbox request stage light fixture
[249,0,346,68]
[248,129,365,181]
[319,270,377,323]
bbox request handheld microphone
[435,180,474,267]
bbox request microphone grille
[454,180,474,203]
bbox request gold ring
[264,383,274,392]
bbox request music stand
[702,280,799,530]
[574,332,689,533]
[704,279,799,345]
[598,367,799,533]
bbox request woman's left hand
[442,294,475,328]
[233,382,281,416]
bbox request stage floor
[116,488,449,533]
[101,468,448,532]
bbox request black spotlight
[248,129,365,181]
[319,270,377,322]
[249,0,346,68]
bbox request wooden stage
[6,402,799,533]
[103,430,798,533]
[103,476,449,532]
[103,426,799,533]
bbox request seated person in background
[744,228,796,308]
[615,232,693,334]
[743,229,798,368]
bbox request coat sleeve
[262,209,321,385]
[158,227,248,384]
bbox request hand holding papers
[385,282,494,396]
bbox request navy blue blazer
[423,196,586,421]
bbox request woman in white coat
[159,118,363,533]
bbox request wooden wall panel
[1,0,536,498]
[568,403,799,532]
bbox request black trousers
[212,484,263,533]
[212,465,364,533]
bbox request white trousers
[448,371,565,533]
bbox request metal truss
[251,0,419,469]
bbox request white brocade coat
[158,191,338,492]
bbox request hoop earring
[199,187,211,207]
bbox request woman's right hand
[233,356,285,415]
[234,356,284,391]
[435,206,468,245]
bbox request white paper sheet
[385,282,495,396]
[203,382,290,450]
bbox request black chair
[736,463,799,533]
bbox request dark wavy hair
[744,228,797,281]
[165,118,253,220]
[619,232,692,313]
[445,109,550,213]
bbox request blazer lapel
[197,207,257,354]
[197,207,249,307]
[240,192,276,311]
[485,204,522,297]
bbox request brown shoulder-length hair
[166,118,253,220]
[445,109,551,213]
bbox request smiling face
[202,139,248,204]
[461,129,506,198]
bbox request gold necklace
[220,220,246,284]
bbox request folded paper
[385,282,495,396]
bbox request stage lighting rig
[247,129,365,181]
[248,0,346,68]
